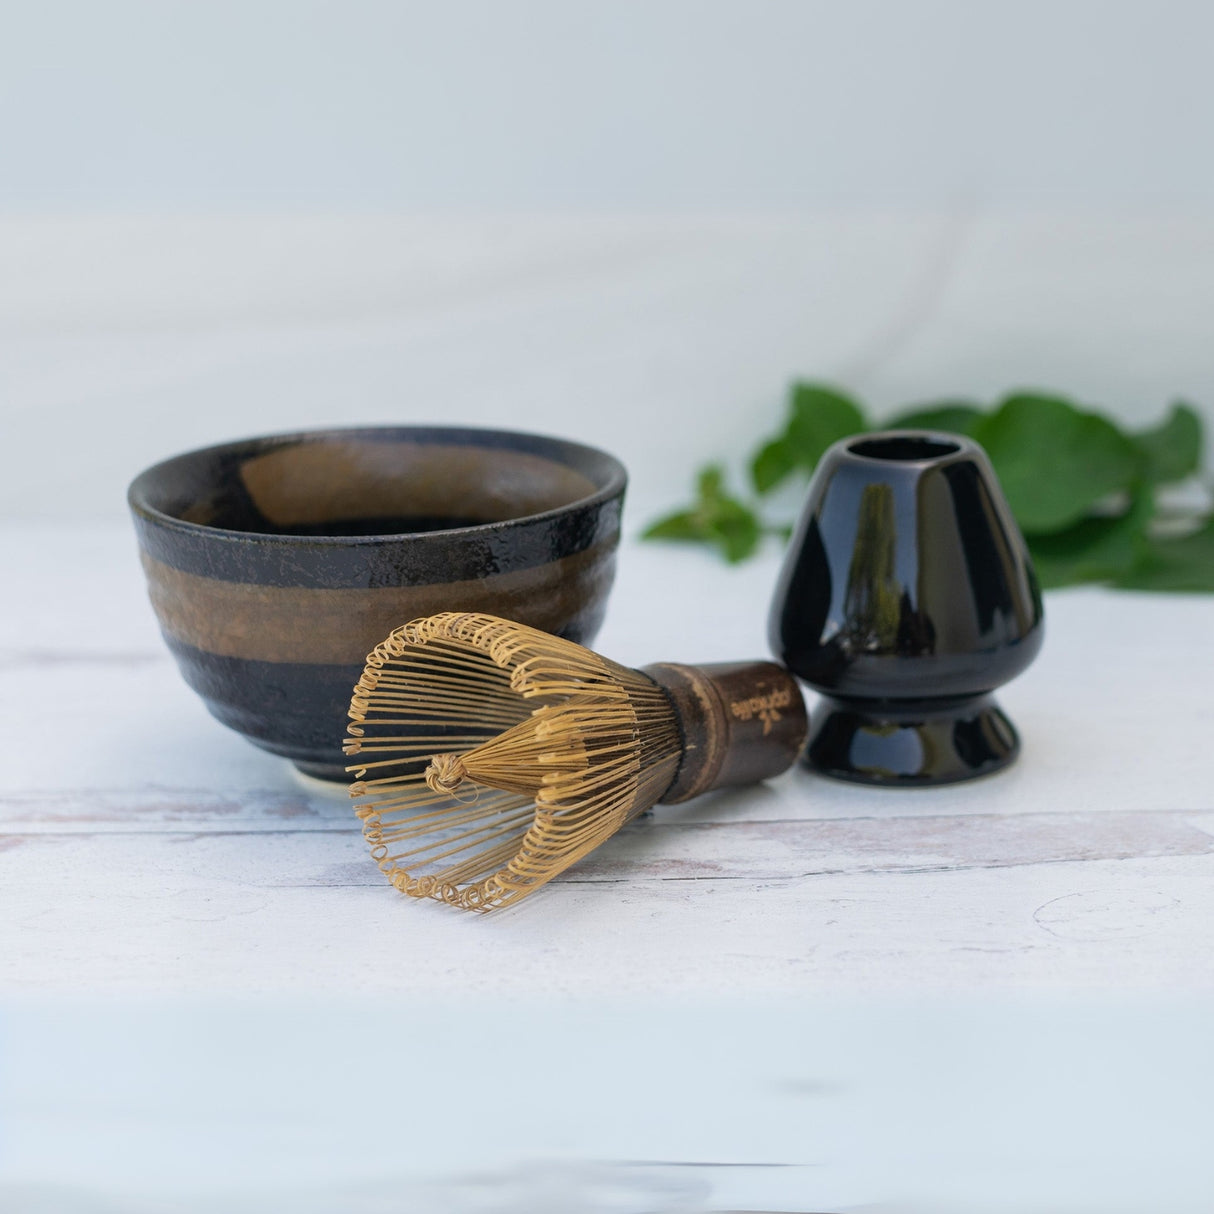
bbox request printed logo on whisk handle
[728,687,793,735]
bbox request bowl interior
[133,429,616,538]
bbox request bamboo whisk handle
[642,661,808,804]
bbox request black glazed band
[128,425,627,588]
[131,498,622,588]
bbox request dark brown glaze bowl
[129,425,627,780]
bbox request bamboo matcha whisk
[344,611,807,911]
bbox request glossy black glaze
[769,431,1043,785]
[130,425,627,781]
[130,426,623,588]
[163,640,370,780]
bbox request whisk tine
[346,611,807,912]
[346,611,682,911]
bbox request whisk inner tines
[345,613,681,911]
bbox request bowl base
[292,759,352,783]
[805,693,1019,786]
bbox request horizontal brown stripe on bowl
[141,542,616,666]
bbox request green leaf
[641,510,704,541]
[641,465,763,563]
[707,498,761,563]
[784,382,867,471]
[697,464,726,500]
[1115,517,1214,591]
[642,381,1212,589]
[886,402,984,436]
[750,438,798,495]
[1134,402,1203,485]
[1027,493,1153,588]
[974,393,1141,533]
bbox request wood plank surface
[2,524,1213,995]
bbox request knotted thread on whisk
[424,753,471,797]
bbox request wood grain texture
[2,524,1213,995]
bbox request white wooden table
[2,521,1213,1211]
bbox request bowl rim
[128,423,628,546]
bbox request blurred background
[3,0,1214,525]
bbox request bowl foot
[292,759,351,783]
[805,694,1019,786]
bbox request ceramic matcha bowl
[129,426,627,780]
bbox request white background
[2,1,1214,525]
[4,0,1214,211]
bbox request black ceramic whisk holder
[769,431,1043,785]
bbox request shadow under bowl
[129,425,627,780]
